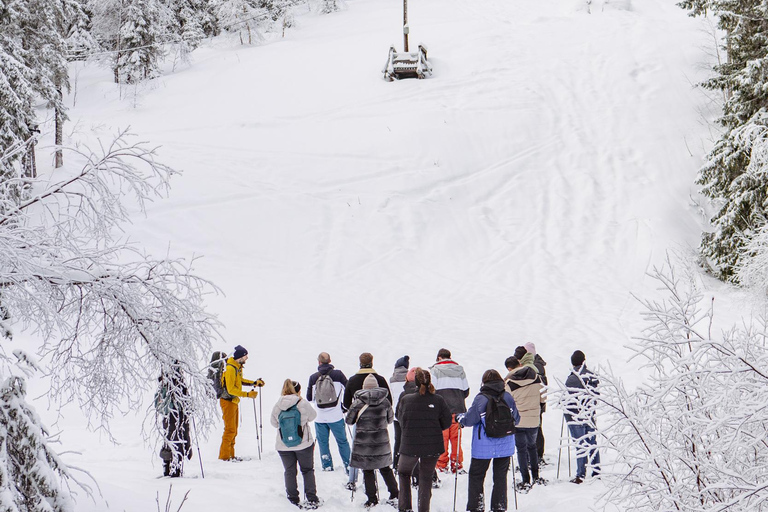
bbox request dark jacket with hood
[307,363,348,422]
[344,369,392,409]
[346,387,393,470]
[564,364,599,422]
[396,390,452,457]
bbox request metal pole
[557,415,565,480]
[191,416,205,479]
[253,398,262,460]
[453,427,462,511]
[511,450,518,510]
[403,0,408,51]
[259,391,264,455]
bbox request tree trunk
[54,85,63,168]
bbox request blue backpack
[278,402,304,447]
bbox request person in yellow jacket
[219,345,265,461]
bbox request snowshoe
[300,498,323,510]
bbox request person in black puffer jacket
[396,368,452,512]
[347,374,399,508]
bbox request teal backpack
[278,401,304,447]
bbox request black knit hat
[571,350,586,367]
[233,345,248,360]
[395,355,410,369]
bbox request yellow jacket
[223,357,255,404]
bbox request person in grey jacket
[429,348,469,473]
[346,374,399,508]
[271,379,322,508]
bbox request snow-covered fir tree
[680,0,768,281]
[320,0,338,14]
[0,375,78,512]
[216,0,266,44]
[114,0,170,83]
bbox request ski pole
[259,390,264,455]
[191,416,205,479]
[557,415,565,480]
[252,398,262,460]
[511,450,518,510]
[567,422,572,478]
[453,427,462,512]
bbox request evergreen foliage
[114,0,169,83]
[680,0,768,280]
[0,376,77,512]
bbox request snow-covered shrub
[562,258,768,511]
[0,130,221,436]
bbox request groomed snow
[23,0,719,509]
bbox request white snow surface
[24,0,724,509]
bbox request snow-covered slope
[31,0,716,509]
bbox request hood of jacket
[317,363,334,375]
[277,394,302,411]
[390,366,408,383]
[520,353,537,369]
[430,360,465,378]
[506,366,538,386]
[479,380,506,397]
[354,387,388,406]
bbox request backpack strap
[356,403,370,422]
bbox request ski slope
[30,0,716,509]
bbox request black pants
[363,466,399,503]
[514,427,539,484]
[279,445,318,504]
[393,421,402,471]
[398,454,439,512]
[159,411,191,477]
[467,457,509,512]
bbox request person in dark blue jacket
[457,370,521,512]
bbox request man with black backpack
[306,352,351,473]
[215,345,264,461]
[457,370,520,512]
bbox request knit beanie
[513,346,527,360]
[571,350,586,367]
[395,355,410,369]
[363,374,378,390]
[359,352,373,368]
[524,342,537,355]
[406,367,417,382]
[233,345,248,360]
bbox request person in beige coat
[504,356,546,491]
[271,379,322,508]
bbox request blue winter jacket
[457,381,520,460]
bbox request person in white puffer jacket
[271,379,322,509]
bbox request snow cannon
[383,0,431,80]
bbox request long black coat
[396,391,452,457]
[346,387,394,470]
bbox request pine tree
[0,376,76,511]
[679,0,768,281]
[114,0,169,83]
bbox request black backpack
[481,392,515,438]
[208,351,233,400]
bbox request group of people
[157,343,601,512]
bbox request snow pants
[279,444,319,504]
[218,398,238,460]
[466,456,510,512]
[437,415,464,472]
